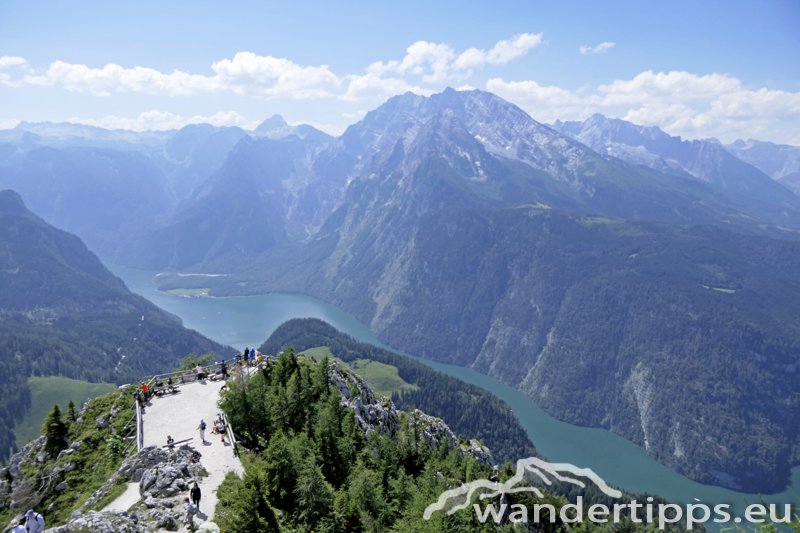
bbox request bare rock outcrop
[327,361,493,465]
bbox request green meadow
[15,376,116,448]
[300,346,418,398]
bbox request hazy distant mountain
[252,114,332,144]
[0,121,171,149]
[162,123,248,201]
[727,138,800,196]
[0,145,173,258]
[0,119,334,263]
[0,189,226,460]
[552,114,800,228]
[126,132,330,270]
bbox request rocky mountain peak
[254,114,289,134]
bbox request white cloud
[598,70,741,105]
[486,77,599,122]
[210,52,340,98]
[0,118,21,130]
[487,33,544,64]
[0,56,27,68]
[65,110,259,131]
[342,73,430,101]
[9,53,338,98]
[0,34,539,100]
[579,42,615,55]
[23,61,218,96]
[487,71,800,144]
[369,33,542,84]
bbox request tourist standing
[184,497,197,530]
[198,419,207,444]
[190,481,202,510]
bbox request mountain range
[552,113,800,229]
[725,138,800,196]
[1,89,798,492]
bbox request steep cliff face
[309,206,800,492]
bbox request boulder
[138,448,206,499]
[118,446,171,482]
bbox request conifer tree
[42,404,68,455]
[294,455,334,529]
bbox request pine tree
[214,469,279,533]
[294,455,334,529]
[67,399,77,422]
[315,390,346,485]
[42,404,68,455]
[263,431,298,508]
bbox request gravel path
[102,378,244,529]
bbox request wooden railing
[148,357,236,387]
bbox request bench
[153,384,180,396]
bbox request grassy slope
[1,387,136,528]
[15,376,116,448]
[300,346,417,398]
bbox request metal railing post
[135,396,144,451]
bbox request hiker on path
[195,364,205,382]
[214,417,226,443]
[190,481,202,510]
[198,419,207,444]
[220,360,228,380]
[184,497,197,530]
[10,517,26,533]
[24,509,45,533]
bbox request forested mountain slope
[0,190,226,461]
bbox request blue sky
[1,0,798,143]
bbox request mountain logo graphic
[423,457,622,520]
